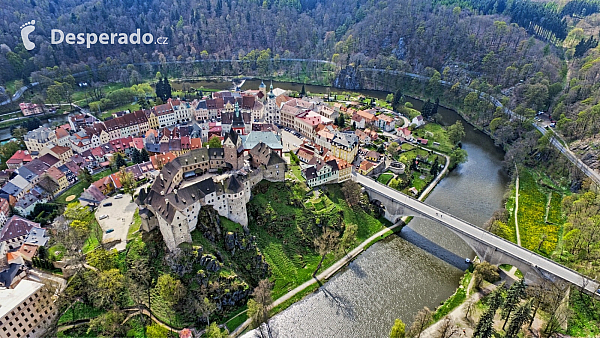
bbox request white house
[411,115,425,127]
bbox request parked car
[99,215,109,220]
[105,228,114,234]
[103,202,112,207]
[115,194,123,199]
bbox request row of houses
[0,215,60,338]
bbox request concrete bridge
[353,173,600,295]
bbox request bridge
[353,173,600,295]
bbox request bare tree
[313,228,340,276]
[464,297,477,321]
[340,180,362,207]
[437,318,459,338]
[248,279,275,338]
[408,306,433,338]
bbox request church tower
[259,80,267,97]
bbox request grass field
[55,170,113,205]
[100,103,141,120]
[58,301,106,325]
[516,169,561,256]
[412,123,454,153]
[432,271,472,321]
[377,172,394,185]
[128,209,142,240]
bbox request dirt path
[420,278,494,338]
[544,192,552,223]
[514,172,522,246]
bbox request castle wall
[263,164,285,182]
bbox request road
[366,67,600,188]
[0,82,39,106]
[354,173,600,295]
[281,129,304,152]
[514,173,522,246]
[533,124,600,186]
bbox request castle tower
[223,130,244,170]
[266,80,278,124]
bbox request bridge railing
[354,173,600,293]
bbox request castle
[136,133,286,251]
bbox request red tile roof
[6,150,32,165]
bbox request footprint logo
[20,20,36,51]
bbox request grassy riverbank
[247,182,389,299]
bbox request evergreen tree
[505,300,533,338]
[300,84,306,97]
[430,157,439,177]
[163,77,172,100]
[78,168,93,187]
[502,279,527,330]
[474,286,504,338]
[393,89,402,107]
[422,99,435,119]
[574,36,599,57]
[433,97,440,115]
[113,153,127,170]
[131,148,142,164]
[155,78,164,101]
[140,148,150,162]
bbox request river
[0,114,70,142]
[230,79,508,337]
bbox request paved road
[354,173,600,295]
[0,82,39,106]
[533,124,600,186]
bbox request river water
[0,114,70,142]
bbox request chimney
[160,173,164,181]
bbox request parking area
[281,129,304,152]
[95,194,138,251]
[534,112,556,129]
